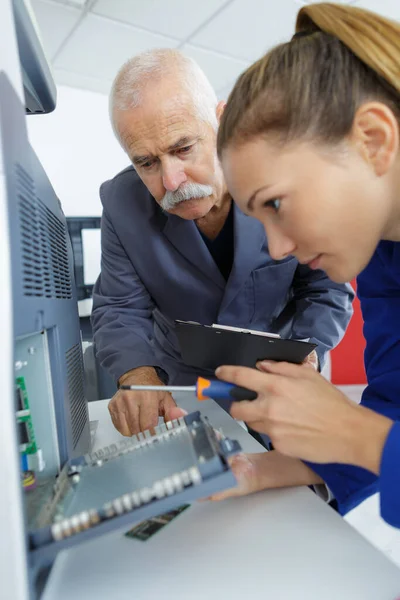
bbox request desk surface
[43,395,400,600]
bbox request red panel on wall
[330,280,367,385]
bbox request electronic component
[16,385,24,411]
[22,471,37,492]
[0,4,235,597]
[125,505,190,541]
[15,377,46,476]
[16,377,37,455]
[18,421,29,445]
[27,412,241,567]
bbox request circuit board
[28,411,241,567]
[16,377,37,455]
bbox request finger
[255,360,311,378]
[109,404,131,437]
[160,393,177,417]
[118,413,133,437]
[215,365,282,393]
[230,399,269,424]
[165,406,188,422]
[124,396,141,435]
[302,360,317,370]
[207,454,255,500]
[139,395,160,433]
[207,488,236,501]
[108,404,120,431]
[303,351,319,371]
[256,360,277,372]
[243,419,273,439]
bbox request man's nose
[267,227,296,261]
[162,161,187,192]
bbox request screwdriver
[119,377,257,401]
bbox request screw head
[15,360,28,371]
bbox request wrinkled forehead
[115,92,205,156]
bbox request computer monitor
[0,3,240,599]
[13,0,56,115]
[67,217,101,300]
[2,78,91,465]
[0,1,89,597]
[0,74,239,592]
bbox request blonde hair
[217,3,400,155]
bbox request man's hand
[216,361,393,471]
[108,366,178,436]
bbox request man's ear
[216,100,226,124]
[350,102,399,177]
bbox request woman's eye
[263,198,281,212]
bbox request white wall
[26,85,128,216]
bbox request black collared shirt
[199,203,234,281]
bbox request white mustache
[160,182,213,211]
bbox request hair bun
[296,2,400,96]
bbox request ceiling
[30,0,400,99]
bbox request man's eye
[178,145,192,154]
[263,198,281,212]
[141,160,154,169]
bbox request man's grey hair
[109,48,218,147]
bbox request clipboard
[175,320,317,371]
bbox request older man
[92,49,353,437]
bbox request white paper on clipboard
[211,324,281,339]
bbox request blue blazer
[92,167,353,385]
[308,241,400,528]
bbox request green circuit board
[16,376,37,454]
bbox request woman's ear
[216,100,227,123]
[350,102,399,176]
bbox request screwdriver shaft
[120,385,196,393]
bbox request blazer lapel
[162,213,226,290]
[219,204,266,314]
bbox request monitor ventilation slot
[17,164,72,299]
[65,344,88,449]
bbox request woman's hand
[216,361,393,472]
[208,453,262,501]
[256,350,319,373]
[207,450,323,501]
[301,349,319,370]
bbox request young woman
[213,2,400,528]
